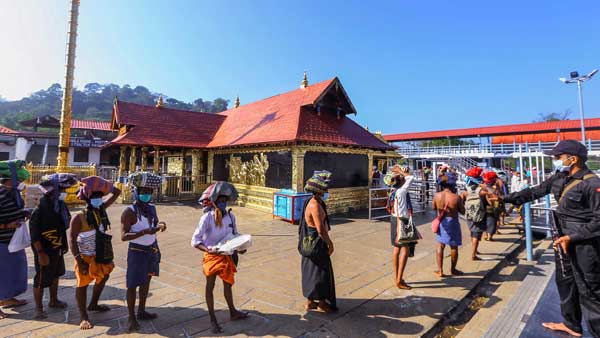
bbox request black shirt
[0,186,27,244]
[504,166,600,242]
[29,195,70,254]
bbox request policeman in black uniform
[504,140,600,337]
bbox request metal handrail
[395,140,600,157]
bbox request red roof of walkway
[384,118,600,142]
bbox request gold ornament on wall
[226,153,269,186]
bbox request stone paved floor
[0,204,522,337]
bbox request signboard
[70,138,108,148]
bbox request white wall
[15,137,33,160]
[0,143,15,159]
[68,147,101,166]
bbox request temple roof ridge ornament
[234,95,240,108]
[156,95,164,108]
[301,71,308,89]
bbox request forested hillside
[0,83,229,129]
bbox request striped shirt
[0,187,26,243]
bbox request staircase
[447,156,479,176]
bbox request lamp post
[559,69,598,144]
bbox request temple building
[108,75,399,212]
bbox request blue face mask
[90,198,103,209]
[138,194,152,203]
[216,201,227,212]
[322,193,330,201]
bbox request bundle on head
[304,170,332,195]
[0,160,30,209]
[39,173,78,227]
[465,166,483,186]
[77,176,113,201]
[128,172,163,225]
[483,171,498,184]
[199,181,239,226]
[0,160,30,183]
[383,165,405,188]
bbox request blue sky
[1,0,599,134]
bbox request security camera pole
[559,69,598,144]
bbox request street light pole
[559,69,597,145]
[577,80,586,144]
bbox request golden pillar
[141,147,148,171]
[291,147,306,191]
[57,0,81,171]
[207,151,214,182]
[191,149,202,193]
[153,146,160,173]
[367,152,374,187]
[178,149,186,192]
[129,146,137,173]
[118,145,127,177]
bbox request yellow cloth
[203,253,236,285]
[75,254,114,287]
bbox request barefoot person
[70,176,121,330]
[433,174,465,277]
[191,182,248,334]
[0,160,30,319]
[299,170,337,313]
[461,167,487,261]
[121,172,166,332]
[504,140,600,338]
[384,165,417,290]
[482,171,501,241]
[29,173,78,319]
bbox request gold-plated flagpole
[57,0,80,171]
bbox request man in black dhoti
[298,170,337,313]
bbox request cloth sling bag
[431,201,449,234]
[80,211,114,264]
[298,198,327,259]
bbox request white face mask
[17,182,25,191]
[552,157,574,172]
[59,192,67,201]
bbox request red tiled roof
[110,78,392,150]
[71,119,112,131]
[0,125,17,134]
[207,78,336,147]
[110,101,226,148]
[384,118,600,142]
[296,106,391,148]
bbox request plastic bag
[8,222,30,253]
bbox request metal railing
[24,164,97,205]
[395,140,600,158]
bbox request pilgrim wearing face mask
[383,165,418,290]
[121,172,166,333]
[28,173,78,320]
[191,181,248,334]
[504,140,600,338]
[69,176,121,331]
[0,160,31,319]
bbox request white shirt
[511,175,521,192]
[391,175,414,218]
[128,205,157,246]
[191,210,237,248]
